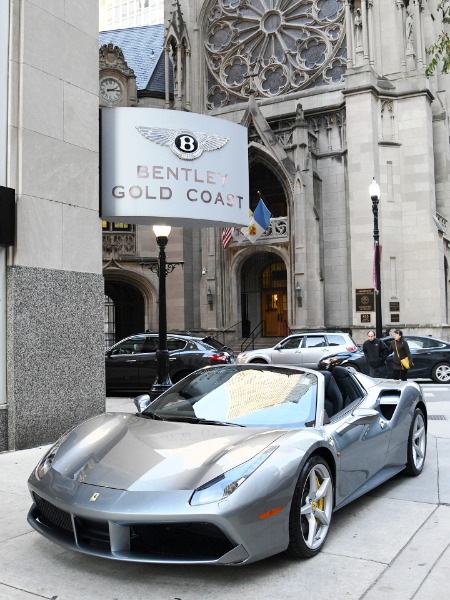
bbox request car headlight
[320,357,333,366]
[321,356,341,367]
[190,447,277,506]
[35,434,69,480]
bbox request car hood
[50,413,287,492]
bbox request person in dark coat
[390,329,413,381]
[362,331,389,377]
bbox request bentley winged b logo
[136,126,229,161]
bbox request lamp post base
[149,348,173,401]
[149,383,172,401]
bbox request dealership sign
[101,108,249,227]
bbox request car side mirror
[336,408,378,436]
[134,393,151,413]
[105,349,112,357]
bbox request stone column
[414,0,424,71]
[164,47,170,108]
[185,49,191,110]
[367,0,375,67]
[396,0,406,72]
[345,0,354,68]
[361,0,370,64]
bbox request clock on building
[99,76,124,103]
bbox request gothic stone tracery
[205,0,347,109]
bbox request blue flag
[253,199,271,230]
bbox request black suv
[105,333,234,395]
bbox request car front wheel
[405,408,426,477]
[286,455,334,559]
[431,362,450,383]
[249,358,267,364]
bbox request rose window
[205,0,346,109]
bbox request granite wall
[6,266,105,450]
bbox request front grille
[130,522,236,560]
[75,517,110,550]
[33,493,73,536]
[32,494,236,561]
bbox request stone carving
[99,43,135,77]
[205,0,347,108]
[296,103,307,126]
[405,11,413,52]
[354,8,363,50]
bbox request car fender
[237,351,273,364]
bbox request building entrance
[261,262,288,337]
[104,281,145,347]
[240,253,288,338]
[263,290,288,337]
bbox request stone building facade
[100,0,450,351]
[1,1,104,451]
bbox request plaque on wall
[361,314,371,323]
[390,302,400,312]
[391,314,400,323]
[356,289,375,312]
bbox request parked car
[28,363,427,565]
[105,332,234,394]
[236,331,357,369]
[318,334,450,383]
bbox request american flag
[221,227,233,249]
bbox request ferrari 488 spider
[28,364,427,565]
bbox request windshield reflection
[144,366,318,428]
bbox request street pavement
[0,383,449,600]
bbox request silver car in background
[236,331,357,369]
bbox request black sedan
[318,335,450,383]
[105,333,234,394]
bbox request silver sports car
[28,364,427,566]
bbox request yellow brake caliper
[315,475,323,523]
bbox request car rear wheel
[405,408,426,476]
[431,362,450,383]
[286,455,334,559]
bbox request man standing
[362,331,389,377]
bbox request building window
[104,294,116,349]
[102,221,134,232]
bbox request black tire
[249,359,267,364]
[286,455,334,559]
[405,408,427,477]
[431,362,450,383]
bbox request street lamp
[369,178,382,338]
[140,226,184,400]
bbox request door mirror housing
[134,393,151,413]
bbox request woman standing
[390,330,413,381]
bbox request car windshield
[143,366,318,428]
[201,336,230,352]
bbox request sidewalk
[0,394,449,600]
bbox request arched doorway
[241,252,288,338]
[104,281,145,346]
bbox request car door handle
[126,359,137,363]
